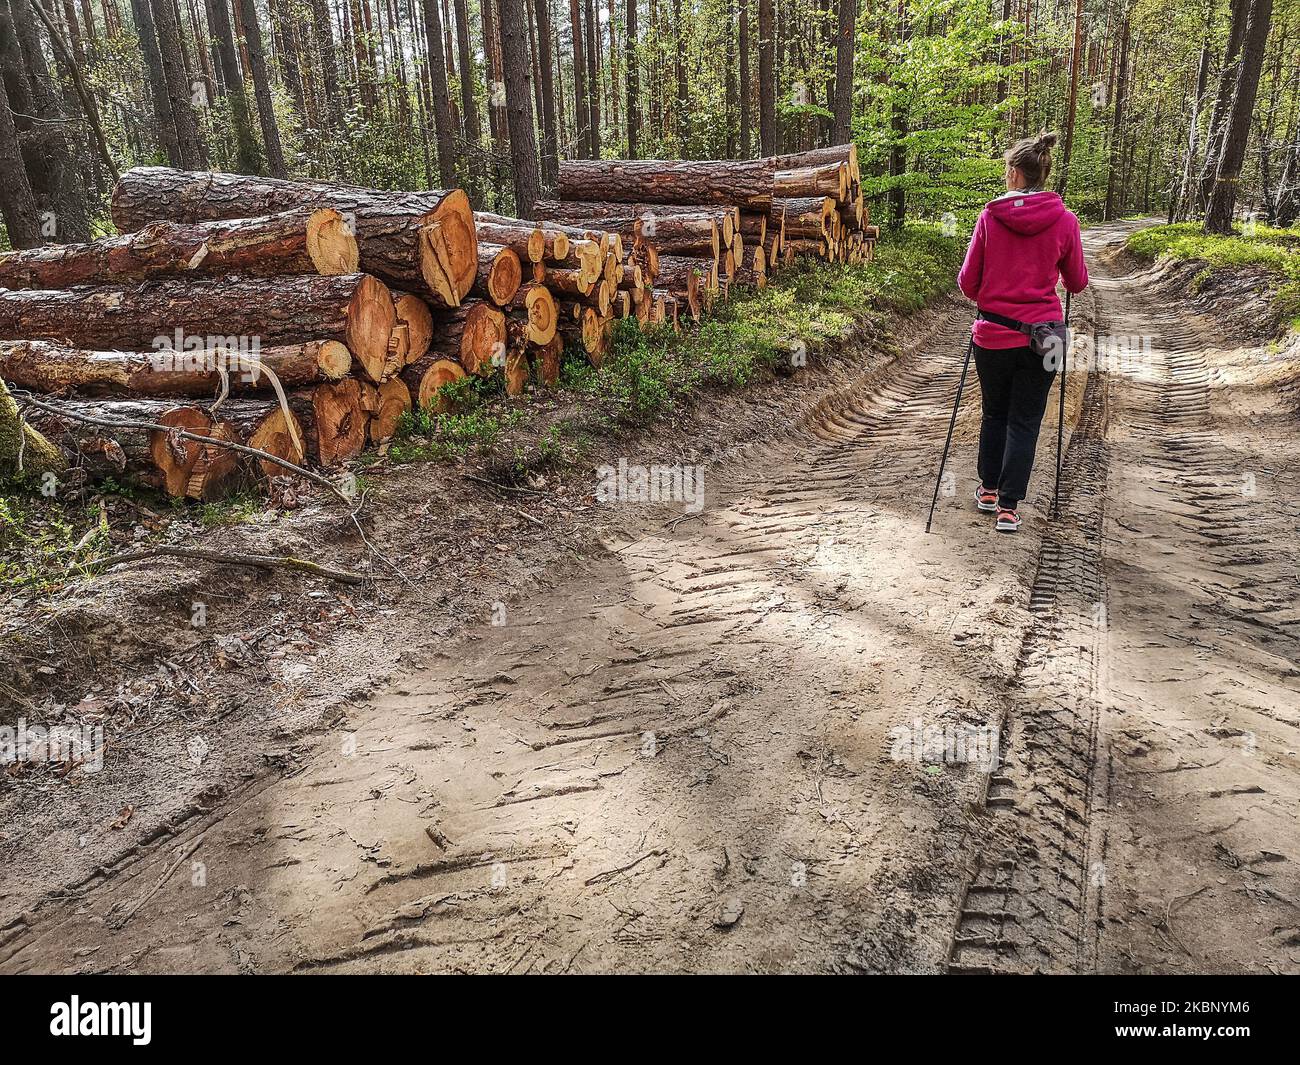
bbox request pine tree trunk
[533,0,558,182]
[8,0,91,240]
[569,0,589,157]
[498,0,542,217]
[0,52,42,248]
[309,0,344,134]
[1197,0,1251,212]
[1205,0,1274,234]
[130,0,182,165]
[422,0,460,187]
[625,0,639,158]
[452,0,480,147]
[831,0,856,145]
[1175,9,1213,221]
[1056,0,1085,197]
[205,0,260,172]
[149,0,204,168]
[757,0,775,155]
[739,0,750,157]
[724,0,736,156]
[1103,17,1129,221]
[236,0,288,177]
[584,0,601,156]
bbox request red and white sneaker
[995,506,1021,533]
[974,484,998,512]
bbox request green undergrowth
[391,223,963,466]
[0,495,110,592]
[1126,222,1300,328]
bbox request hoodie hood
[986,190,1066,236]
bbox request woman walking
[957,131,1089,532]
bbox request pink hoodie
[957,191,1088,349]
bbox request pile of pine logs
[542,143,877,322]
[0,148,877,502]
[0,167,487,499]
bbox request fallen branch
[92,546,366,584]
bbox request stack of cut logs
[537,141,877,324]
[0,145,874,501]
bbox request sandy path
[948,222,1300,975]
[3,221,1293,975]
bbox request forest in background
[0,0,1296,250]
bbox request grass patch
[198,492,265,528]
[567,223,961,425]
[1126,222,1300,281]
[1126,222,1300,328]
[0,495,109,592]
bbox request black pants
[973,343,1056,510]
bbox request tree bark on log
[774,196,833,238]
[556,159,776,209]
[768,143,859,181]
[653,255,706,318]
[0,208,359,289]
[537,201,737,245]
[0,338,351,397]
[774,162,848,201]
[533,200,721,257]
[110,167,477,307]
[473,213,546,263]
[0,273,397,385]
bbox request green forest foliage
[0,0,1293,245]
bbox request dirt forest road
[3,220,1297,975]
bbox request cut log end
[484,246,523,306]
[370,378,413,443]
[345,274,398,382]
[248,406,306,478]
[458,303,508,376]
[314,379,368,466]
[316,340,353,380]
[148,406,210,499]
[516,285,558,346]
[430,188,479,302]
[306,208,362,275]
[416,358,466,412]
[394,293,435,364]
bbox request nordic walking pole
[925,332,976,534]
[1052,291,1072,519]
